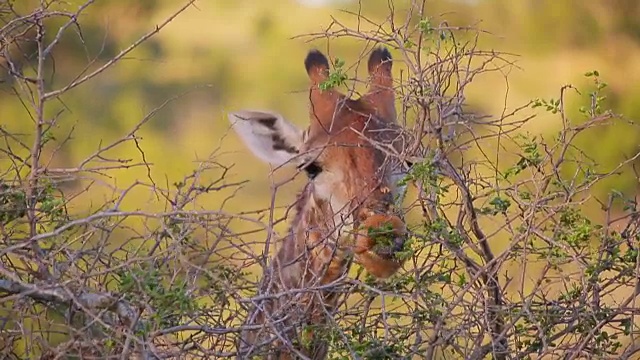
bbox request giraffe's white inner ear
[227,110,304,168]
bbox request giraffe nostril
[361,209,393,222]
[354,213,406,256]
[392,236,406,253]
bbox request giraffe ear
[227,110,304,167]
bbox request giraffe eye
[298,161,323,180]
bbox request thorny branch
[1,0,640,359]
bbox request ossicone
[367,46,392,74]
[304,49,330,84]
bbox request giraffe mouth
[372,236,406,259]
[353,213,407,259]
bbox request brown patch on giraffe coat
[270,133,298,154]
[257,115,277,129]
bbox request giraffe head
[228,47,411,278]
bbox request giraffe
[227,46,412,359]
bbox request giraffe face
[227,47,411,277]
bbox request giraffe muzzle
[353,213,407,258]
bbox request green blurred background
[1,1,640,356]
[2,0,639,240]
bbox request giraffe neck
[237,183,352,359]
[274,182,353,290]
